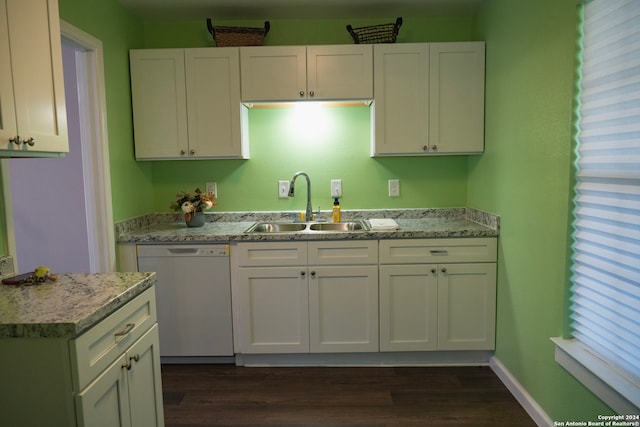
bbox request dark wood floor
[161,364,536,427]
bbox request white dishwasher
[137,244,233,362]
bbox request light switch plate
[331,179,342,197]
[388,179,400,197]
[278,180,290,198]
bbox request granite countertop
[0,272,156,339]
[117,208,500,243]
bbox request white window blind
[572,0,640,393]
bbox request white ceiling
[117,0,485,20]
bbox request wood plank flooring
[161,364,536,426]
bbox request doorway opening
[3,22,114,274]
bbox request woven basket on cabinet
[206,18,270,47]
[346,17,403,44]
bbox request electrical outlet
[331,179,342,198]
[278,180,290,198]
[388,179,400,197]
[206,182,217,198]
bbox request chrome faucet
[288,171,313,222]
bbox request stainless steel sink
[244,220,370,233]
[308,222,368,232]
[244,222,307,233]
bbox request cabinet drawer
[236,241,307,266]
[308,240,378,265]
[379,238,497,264]
[70,287,157,391]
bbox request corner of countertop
[0,256,15,279]
[465,207,501,232]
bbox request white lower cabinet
[0,287,164,427]
[235,240,379,354]
[309,265,378,352]
[76,324,163,427]
[237,266,310,353]
[234,237,496,356]
[72,287,164,427]
[379,264,438,351]
[379,238,497,352]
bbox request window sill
[551,338,639,413]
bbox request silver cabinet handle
[180,149,186,155]
[190,149,195,155]
[430,250,448,256]
[431,145,438,151]
[23,137,35,146]
[299,91,305,97]
[114,323,135,341]
[122,353,140,371]
[422,145,428,151]
[10,136,21,145]
[309,90,315,97]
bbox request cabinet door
[0,0,68,154]
[309,265,378,352]
[379,264,438,351]
[127,324,165,427]
[307,45,373,100]
[437,263,496,350]
[373,43,429,155]
[240,46,307,101]
[76,325,164,427]
[429,42,485,154]
[76,353,131,427]
[130,49,188,159]
[238,267,309,353]
[185,47,246,158]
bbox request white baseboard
[490,356,553,427]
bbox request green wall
[140,16,477,213]
[469,0,612,421]
[59,0,153,221]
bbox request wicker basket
[206,19,270,47]
[347,17,403,44]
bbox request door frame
[1,21,115,273]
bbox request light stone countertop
[0,272,156,339]
[117,208,500,243]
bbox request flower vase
[185,211,205,227]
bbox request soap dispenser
[331,198,341,222]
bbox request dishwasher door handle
[167,248,200,254]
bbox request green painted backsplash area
[469,0,612,421]
[151,106,468,212]
[59,0,154,221]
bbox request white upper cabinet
[240,45,373,102]
[429,42,485,155]
[372,41,485,156]
[0,0,68,156]
[130,47,247,160]
[373,43,430,155]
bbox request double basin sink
[245,220,370,234]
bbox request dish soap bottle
[332,198,341,222]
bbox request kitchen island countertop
[0,272,156,339]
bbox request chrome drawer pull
[430,250,448,255]
[114,323,135,341]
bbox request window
[554,0,640,413]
